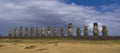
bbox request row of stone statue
[8,23,108,38]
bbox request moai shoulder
[84,26,88,36]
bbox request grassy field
[0,38,120,53]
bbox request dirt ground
[0,42,120,53]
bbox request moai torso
[93,23,99,36]
[25,27,29,38]
[8,28,12,38]
[53,27,58,37]
[61,27,65,38]
[102,25,108,37]
[76,27,81,37]
[41,27,46,37]
[36,27,40,38]
[47,26,51,37]
[84,26,88,36]
[14,27,17,38]
[30,27,34,38]
[19,26,23,38]
[68,23,72,37]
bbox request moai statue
[61,27,65,38]
[76,27,81,37]
[30,27,34,38]
[36,27,40,38]
[47,26,51,37]
[84,26,88,36]
[25,27,29,38]
[68,23,73,38]
[93,22,99,36]
[102,25,108,37]
[14,27,17,38]
[53,27,58,37]
[8,28,12,39]
[41,27,46,37]
[19,26,23,38]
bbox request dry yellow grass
[0,42,120,53]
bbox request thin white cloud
[0,0,120,35]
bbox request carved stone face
[61,27,65,34]
[41,27,45,35]
[102,25,107,29]
[93,26,98,30]
[20,26,23,31]
[68,29,72,32]
[31,27,34,31]
[84,26,88,30]
[42,27,45,31]
[14,28,17,33]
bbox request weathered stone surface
[84,26,88,36]
[30,27,34,38]
[14,27,17,38]
[61,27,65,37]
[36,27,40,38]
[102,25,108,37]
[8,28,12,38]
[41,27,46,37]
[76,27,81,37]
[53,27,58,37]
[68,23,72,37]
[25,27,29,38]
[47,26,51,37]
[19,26,23,38]
[93,23,99,36]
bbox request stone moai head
[19,26,23,38]
[68,23,72,28]
[41,27,46,37]
[93,22,99,36]
[68,23,73,37]
[61,27,65,37]
[53,27,58,37]
[30,27,34,38]
[102,25,107,30]
[94,22,98,26]
[102,25,108,37]
[36,27,40,38]
[76,27,81,37]
[84,26,88,36]
[8,28,12,38]
[47,26,51,37]
[14,27,17,38]
[25,27,29,38]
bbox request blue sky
[0,0,120,36]
[66,0,120,6]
